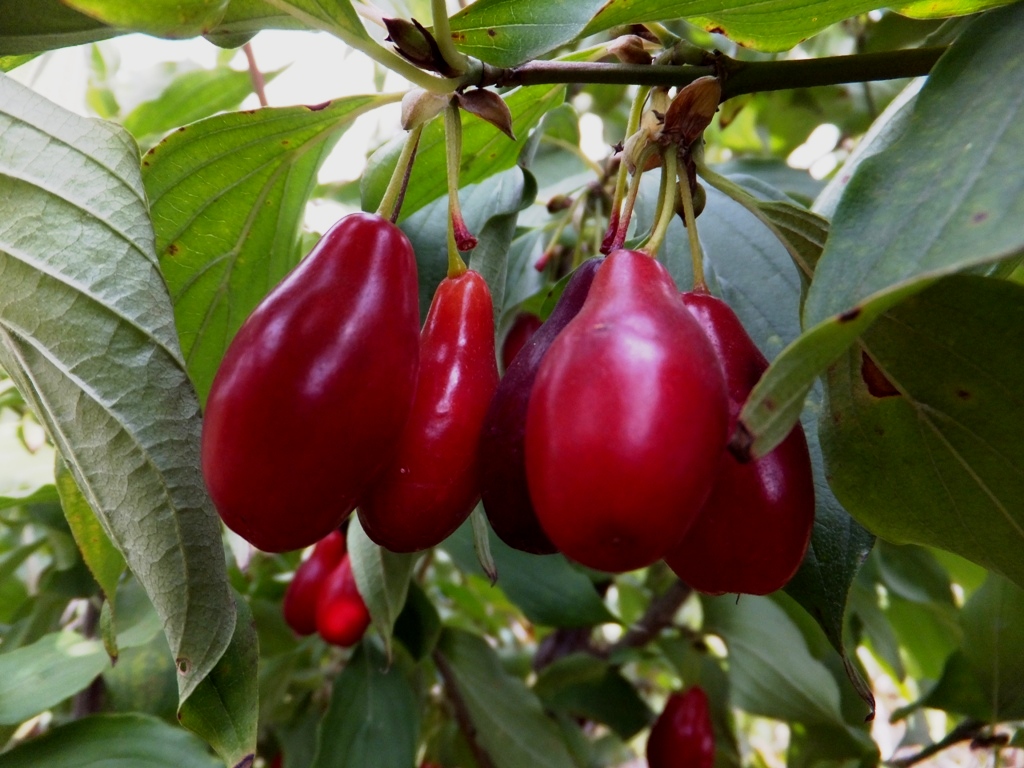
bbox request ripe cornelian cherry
[480,258,602,554]
[201,213,420,553]
[359,270,499,553]
[282,529,346,636]
[665,291,814,595]
[316,552,371,647]
[647,687,715,768]
[500,312,542,372]
[525,250,729,572]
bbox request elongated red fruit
[480,258,602,554]
[665,291,814,595]
[647,687,715,768]
[201,213,420,553]
[525,250,729,572]
[282,529,346,636]
[359,270,499,553]
[316,553,371,647]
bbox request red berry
[282,529,346,636]
[359,270,499,553]
[201,213,420,552]
[316,553,371,647]
[525,250,729,572]
[500,312,542,372]
[647,688,715,768]
[480,258,602,554]
[665,291,815,595]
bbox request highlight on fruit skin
[524,250,729,573]
[665,290,815,595]
[200,212,420,553]
[315,553,371,648]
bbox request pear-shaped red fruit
[647,687,715,768]
[201,213,420,553]
[525,250,728,572]
[480,258,602,554]
[665,291,814,595]
[316,553,371,647]
[359,269,498,552]
[282,529,346,636]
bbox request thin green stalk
[644,148,678,258]
[431,0,469,75]
[376,123,425,222]
[678,168,707,290]
[605,85,651,249]
[612,145,656,251]
[445,102,469,276]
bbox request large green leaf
[821,275,1024,589]
[0,0,118,56]
[436,628,576,768]
[143,94,395,402]
[310,640,419,768]
[0,713,221,768]
[347,517,415,661]
[178,593,259,768]
[893,0,1013,17]
[448,0,607,67]
[258,0,369,41]
[443,520,614,628]
[0,73,234,701]
[739,5,1024,458]
[60,0,229,38]
[361,84,566,220]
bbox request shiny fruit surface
[201,213,420,553]
[315,553,371,647]
[480,258,602,554]
[359,270,499,553]
[525,250,729,572]
[500,312,542,372]
[665,291,814,595]
[282,529,346,636]
[646,687,715,768]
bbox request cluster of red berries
[202,211,814,595]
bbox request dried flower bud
[608,35,652,65]
[662,76,722,147]
[547,195,573,213]
[455,89,515,140]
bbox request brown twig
[243,42,269,107]
[886,719,986,767]
[607,579,693,656]
[433,650,498,768]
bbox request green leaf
[347,517,415,661]
[703,595,844,726]
[257,0,369,41]
[443,520,614,628]
[0,421,56,510]
[582,0,901,52]
[0,55,36,72]
[54,456,126,607]
[739,5,1024,457]
[310,640,419,768]
[362,84,566,220]
[60,0,229,38]
[178,592,259,768]
[393,579,442,661]
[0,0,118,56]
[124,66,282,142]
[0,713,221,768]
[0,72,234,702]
[533,654,653,739]
[822,276,1024,589]
[0,631,108,725]
[143,94,395,402]
[205,0,308,44]
[436,628,576,768]
[893,0,1015,17]
[448,0,607,67]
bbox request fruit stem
[643,146,678,258]
[610,146,655,251]
[431,0,470,76]
[603,86,650,253]
[445,102,471,277]
[678,160,707,290]
[376,122,425,223]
